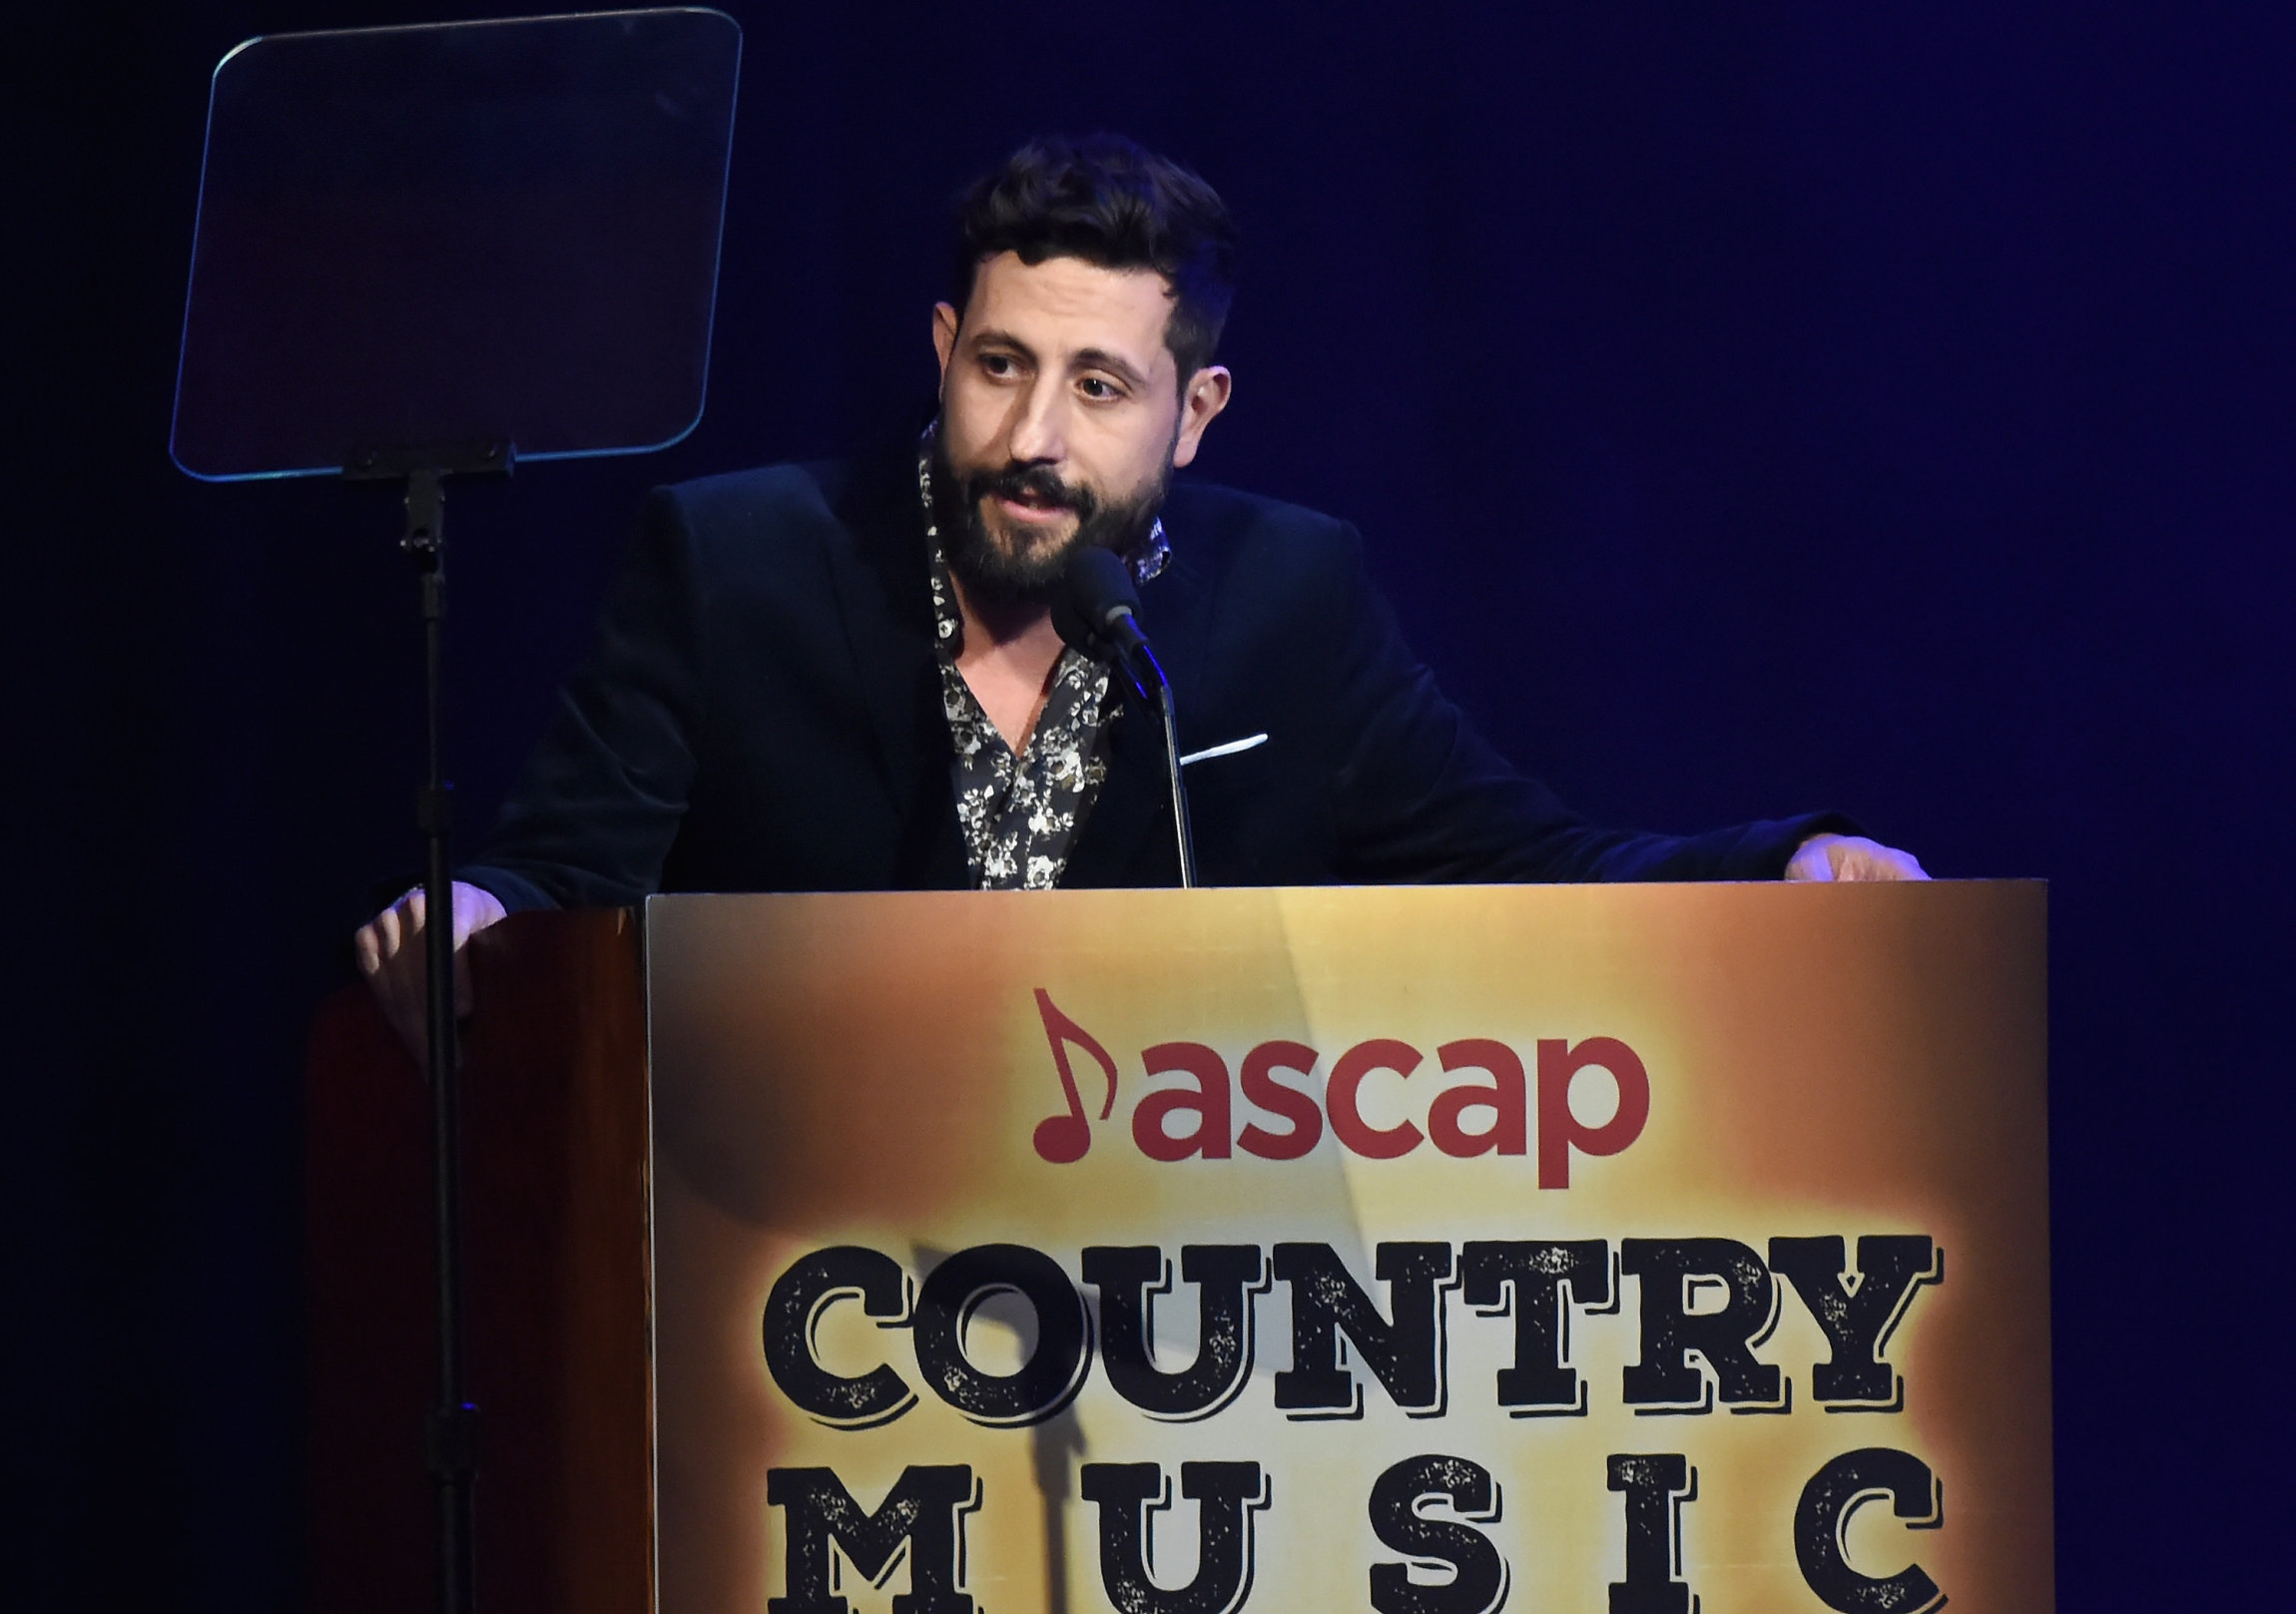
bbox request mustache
[965,461,1099,518]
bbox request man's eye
[979,352,1020,377]
[1079,376,1123,400]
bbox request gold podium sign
[646,882,2049,1613]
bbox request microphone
[1055,545,1197,888]
[1052,547,1152,685]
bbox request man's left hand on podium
[1785,833,1930,881]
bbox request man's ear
[1170,365,1233,470]
[932,301,960,386]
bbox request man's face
[931,252,1229,606]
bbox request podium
[308,884,2051,1612]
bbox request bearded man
[357,135,1920,1038]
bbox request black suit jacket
[462,449,1845,908]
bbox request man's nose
[1004,373,1071,465]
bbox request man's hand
[353,880,509,1063]
[1785,833,1929,882]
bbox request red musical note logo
[1031,988,1120,1163]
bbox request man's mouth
[991,489,1073,527]
[955,459,1098,550]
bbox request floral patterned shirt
[917,435,1169,890]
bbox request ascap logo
[1028,989,1650,1183]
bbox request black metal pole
[404,468,479,1614]
[1142,644,1197,889]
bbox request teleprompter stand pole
[409,466,478,1614]
[347,440,512,1614]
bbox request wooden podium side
[305,909,652,1614]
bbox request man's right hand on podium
[353,881,508,1063]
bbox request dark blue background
[11,2,2289,1606]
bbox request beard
[930,427,1169,610]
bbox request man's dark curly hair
[951,134,1238,384]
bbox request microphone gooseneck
[1056,546,1197,889]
